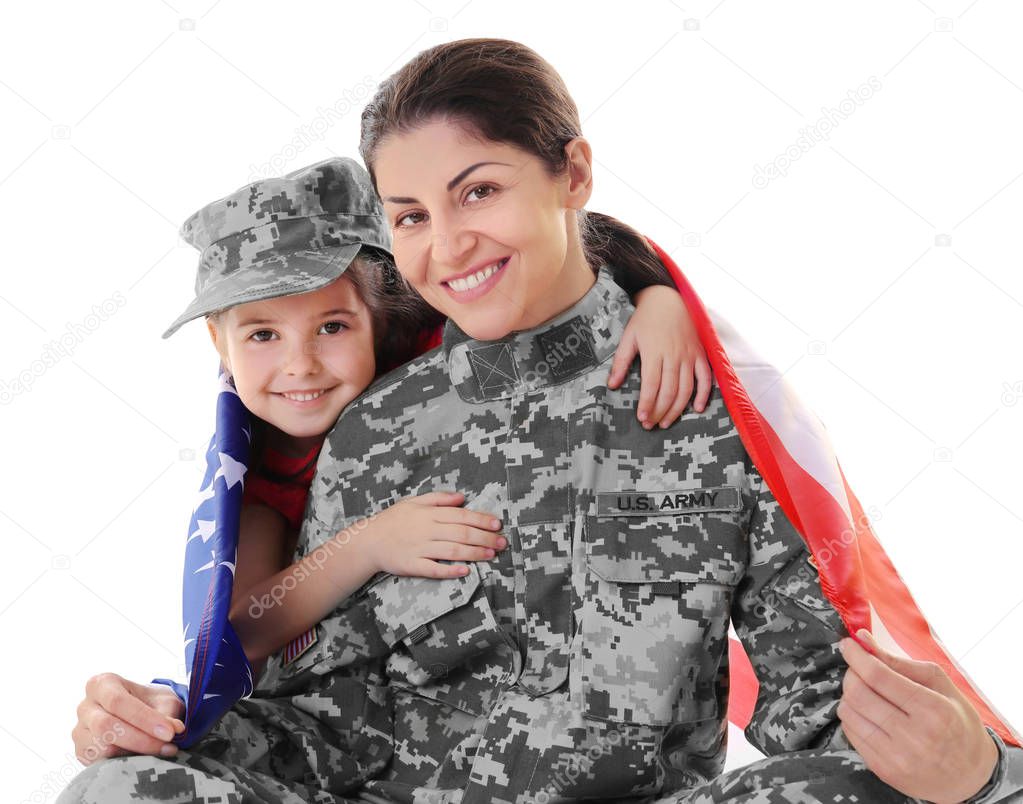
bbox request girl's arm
[606,284,714,429]
[228,502,301,677]
[228,491,506,667]
[228,501,377,669]
[587,226,713,428]
[231,502,292,617]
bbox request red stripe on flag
[841,466,1023,747]
[726,635,758,729]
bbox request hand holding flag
[70,673,186,764]
[837,629,1000,803]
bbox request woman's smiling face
[373,120,596,341]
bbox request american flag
[151,364,255,749]
[645,238,1021,751]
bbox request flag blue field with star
[152,363,254,748]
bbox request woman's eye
[466,184,496,203]
[320,321,347,335]
[250,329,276,342]
[395,211,426,229]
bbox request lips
[443,257,508,289]
[276,387,335,402]
[442,257,510,300]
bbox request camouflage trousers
[57,746,915,804]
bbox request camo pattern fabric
[62,267,1020,803]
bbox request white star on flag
[214,451,246,490]
[187,519,217,544]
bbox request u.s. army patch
[596,486,741,517]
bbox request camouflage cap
[162,157,391,339]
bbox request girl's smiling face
[373,120,597,341]
[207,275,376,446]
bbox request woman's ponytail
[579,210,677,295]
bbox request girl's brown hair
[358,37,675,298]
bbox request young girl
[176,159,714,679]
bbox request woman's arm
[733,464,1012,802]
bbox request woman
[61,39,1014,804]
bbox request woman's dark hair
[358,37,675,298]
[209,249,443,482]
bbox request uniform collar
[442,265,631,403]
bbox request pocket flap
[367,562,482,647]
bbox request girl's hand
[607,284,713,429]
[360,491,507,579]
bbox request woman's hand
[607,284,713,429]
[837,629,999,803]
[359,491,507,579]
[71,673,185,764]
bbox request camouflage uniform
[60,267,1022,803]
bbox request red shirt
[418,324,444,353]
[377,323,444,374]
[242,442,321,532]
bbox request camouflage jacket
[233,266,1018,803]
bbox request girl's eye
[395,211,426,229]
[249,329,276,342]
[320,321,347,335]
[466,184,496,203]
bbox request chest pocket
[580,508,746,727]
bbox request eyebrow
[236,308,357,327]
[382,161,512,204]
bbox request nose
[283,338,321,376]
[430,209,477,267]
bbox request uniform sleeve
[293,442,343,558]
[962,726,1023,803]
[730,460,853,756]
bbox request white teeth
[448,260,504,292]
[281,389,326,402]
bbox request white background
[2,0,1022,799]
